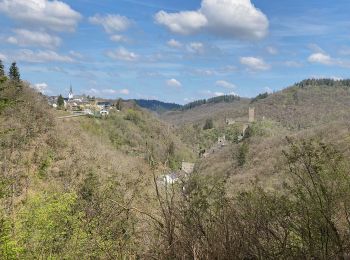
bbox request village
[47,85,121,117]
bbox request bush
[203,118,214,130]
[124,109,142,124]
[237,142,249,166]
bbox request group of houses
[47,86,115,116]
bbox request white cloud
[32,82,48,93]
[15,49,75,63]
[308,48,350,68]
[0,0,81,32]
[119,88,130,95]
[201,90,236,97]
[308,52,334,65]
[155,10,207,35]
[106,47,139,62]
[110,34,128,43]
[187,42,205,54]
[155,0,269,40]
[264,86,273,94]
[215,80,236,89]
[167,39,182,48]
[102,88,130,95]
[69,50,83,59]
[166,78,182,88]
[0,53,7,61]
[89,14,131,34]
[284,61,303,67]
[240,56,270,71]
[308,43,325,53]
[7,29,61,49]
[266,46,278,55]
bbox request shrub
[124,109,141,124]
[203,118,214,130]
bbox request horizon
[1,0,350,104]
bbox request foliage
[203,118,214,130]
[0,60,4,77]
[296,78,350,88]
[16,192,78,258]
[8,62,20,82]
[134,99,182,112]
[57,94,64,108]
[124,109,142,124]
[251,91,269,103]
[149,138,350,259]
[182,95,239,111]
[237,142,249,166]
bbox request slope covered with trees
[2,70,350,259]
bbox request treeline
[0,59,21,83]
[296,78,350,88]
[250,91,269,103]
[133,99,182,112]
[182,95,239,111]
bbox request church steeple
[68,84,74,99]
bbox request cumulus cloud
[215,80,236,89]
[69,50,83,59]
[187,42,205,54]
[102,88,130,95]
[155,10,207,35]
[110,34,128,43]
[264,86,273,94]
[201,89,236,97]
[7,29,61,49]
[240,56,270,71]
[106,47,139,62]
[0,53,7,61]
[166,78,182,88]
[155,0,269,40]
[266,46,278,55]
[0,0,81,32]
[89,14,132,34]
[32,82,48,93]
[167,39,182,48]
[308,52,334,65]
[15,49,75,63]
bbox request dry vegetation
[2,78,350,259]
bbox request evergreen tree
[0,60,4,77]
[9,62,20,82]
[57,95,64,109]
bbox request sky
[1,0,350,104]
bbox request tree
[0,60,4,77]
[115,98,123,110]
[203,118,214,130]
[57,95,64,109]
[9,62,20,82]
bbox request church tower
[68,84,74,100]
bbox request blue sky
[1,0,350,104]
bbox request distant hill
[182,95,240,111]
[162,79,350,128]
[133,99,182,112]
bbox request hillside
[163,79,350,189]
[2,78,350,259]
[133,99,182,113]
[162,79,350,129]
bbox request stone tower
[249,107,255,123]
